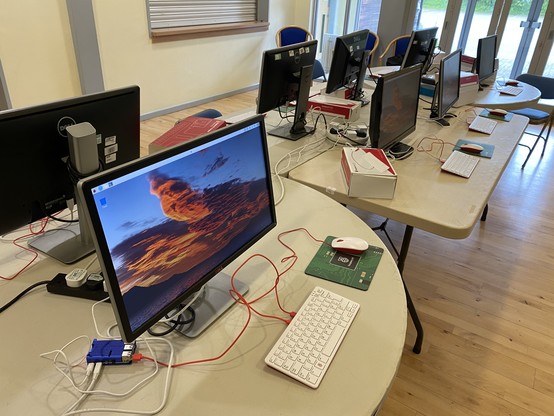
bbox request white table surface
[0,178,406,415]
[288,110,529,240]
[472,81,541,110]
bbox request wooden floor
[140,92,554,416]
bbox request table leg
[397,225,423,354]
[481,204,488,221]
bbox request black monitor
[257,40,317,141]
[401,27,438,72]
[325,29,370,104]
[430,49,462,126]
[474,34,497,87]
[77,115,277,342]
[0,86,140,263]
[369,64,422,159]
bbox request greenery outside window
[146,0,269,39]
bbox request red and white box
[307,95,361,121]
[341,147,397,199]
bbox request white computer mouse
[460,143,484,154]
[331,237,369,255]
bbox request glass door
[532,0,554,76]
[414,0,450,45]
[504,0,547,78]
[311,0,382,71]
[453,0,495,56]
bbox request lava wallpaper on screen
[93,128,273,332]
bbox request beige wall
[0,0,312,115]
[0,0,80,108]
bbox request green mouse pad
[305,236,384,291]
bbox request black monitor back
[401,27,438,71]
[326,29,370,96]
[0,86,140,235]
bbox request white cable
[83,254,98,271]
[62,338,175,416]
[39,335,92,389]
[91,297,113,339]
[272,136,330,205]
[157,285,204,323]
[62,363,102,415]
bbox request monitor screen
[0,86,140,262]
[475,34,497,84]
[431,49,461,126]
[78,115,277,342]
[369,64,422,156]
[257,40,317,141]
[401,27,438,71]
[325,29,370,103]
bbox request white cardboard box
[341,148,397,199]
[307,95,361,121]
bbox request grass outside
[422,0,546,16]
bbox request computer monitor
[401,27,438,72]
[369,64,422,158]
[325,29,370,104]
[430,49,462,126]
[0,86,140,263]
[257,40,317,141]
[77,115,277,342]
[474,34,497,87]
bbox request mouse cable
[0,280,49,313]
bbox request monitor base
[430,112,456,127]
[173,272,249,338]
[387,142,414,160]
[29,222,95,264]
[268,123,312,141]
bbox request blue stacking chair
[175,108,222,126]
[275,26,313,47]
[366,31,380,67]
[275,25,326,81]
[511,74,554,169]
[378,34,411,66]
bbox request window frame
[146,0,270,39]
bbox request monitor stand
[268,64,314,141]
[173,272,249,338]
[29,122,98,264]
[430,111,456,127]
[268,124,313,141]
[29,220,94,264]
[387,142,414,159]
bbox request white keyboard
[469,116,497,134]
[264,286,359,388]
[499,86,523,96]
[441,150,480,178]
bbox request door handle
[520,20,542,29]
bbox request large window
[312,0,382,70]
[146,0,269,38]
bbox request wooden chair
[366,31,380,68]
[511,73,554,169]
[378,35,411,66]
[275,26,313,47]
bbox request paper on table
[352,149,391,174]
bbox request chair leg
[540,118,552,157]
[521,121,549,169]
